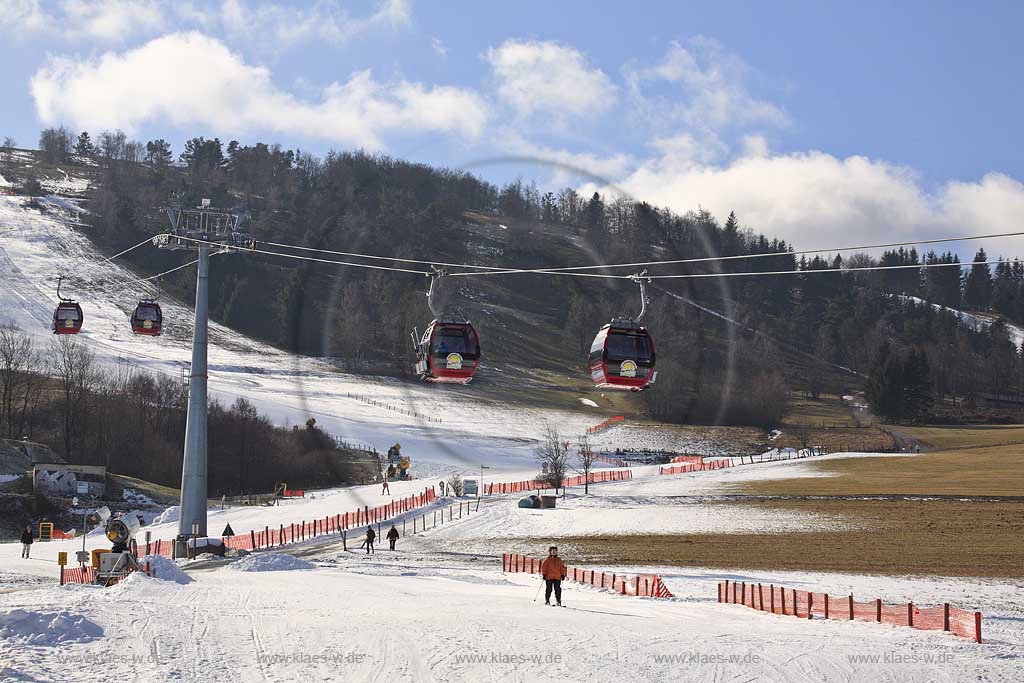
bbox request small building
[32,463,106,497]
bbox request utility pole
[179,244,209,543]
[155,200,251,557]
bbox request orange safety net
[718,580,982,643]
[503,553,673,599]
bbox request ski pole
[533,579,544,602]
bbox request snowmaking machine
[94,512,144,586]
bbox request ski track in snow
[1,193,1022,681]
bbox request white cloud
[59,0,165,42]
[617,148,1024,255]
[486,39,616,119]
[30,32,488,150]
[431,37,447,57]
[496,132,634,187]
[219,0,410,47]
[626,37,788,133]
[0,0,49,35]
[1,0,410,46]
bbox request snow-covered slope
[900,294,1024,348]
[0,193,628,476]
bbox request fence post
[781,587,786,615]
[824,593,829,619]
[975,612,982,644]
[875,599,882,623]
[907,602,913,627]
[718,582,722,603]
[770,585,775,613]
[758,583,764,611]
[849,595,854,620]
[943,603,950,632]
[741,582,746,606]
[250,530,256,549]
[808,592,813,619]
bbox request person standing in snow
[365,525,376,554]
[382,477,390,495]
[540,546,567,606]
[438,480,446,497]
[386,524,399,551]
[20,526,33,559]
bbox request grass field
[528,499,1024,577]
[894,424,1024,450]
[732,447,1024,497]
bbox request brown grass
[894,424,1024,450]
[522,499,1024,578]
[732,446,1024,497]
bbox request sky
[2,0,1023,256]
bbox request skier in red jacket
[540,546,567,606]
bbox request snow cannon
[104,513,141,553]
[95,512,145,586]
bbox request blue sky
[3,0,1023,253]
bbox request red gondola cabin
[52,302,83,335]
[131,301,162,336]
[414,320,481,384]
[589,322,656,391]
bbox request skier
[365,525,376,554]
[382,477,390,495]
[438,480,446,497]
[540,546,566,606]
[386,524,399,551]
[20,526,33,559]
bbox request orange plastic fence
[585,415,625,435]
[483,469,632,495]
[717,580,982,643]
[133,487,438,559]
[669,455,705,465]
[503,553,673,598]
[60,561,151,586]
[659,460,732,475]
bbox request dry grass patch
[896,425,1024,450]
[525,499,1024,578]
[732,447,1024,498]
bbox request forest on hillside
[0,325,378,494]
[4,128,1024,426]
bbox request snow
[0,187,1020,681]
[579,398,599,407]
[0,474,22,484]
[230,552,314,572]
[142,555,192,584]
[151,505,179,525]
[900,294,1024,348]
[0,608,103,645]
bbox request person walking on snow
[541,546,566,606]
[365,525,376,554]
[20,526,33,559]
[386,524,399,551]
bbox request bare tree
[535,424,569,492]
[574,434,598,494]
[50,336,98,460]
[446,473,465,497]
[0,324,43,439]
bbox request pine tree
[74,131,95,157]
[963,248,993,310]
[866,342,903,422]
[902,348,932,420]
[145,139,172,170]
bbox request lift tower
[154,200,252,556]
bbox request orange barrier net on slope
[718,580,982,643]
[504,553,673,598]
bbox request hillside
[4,141,1024,433]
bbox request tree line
[0,324,376,494]
[11,128,1024,427]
